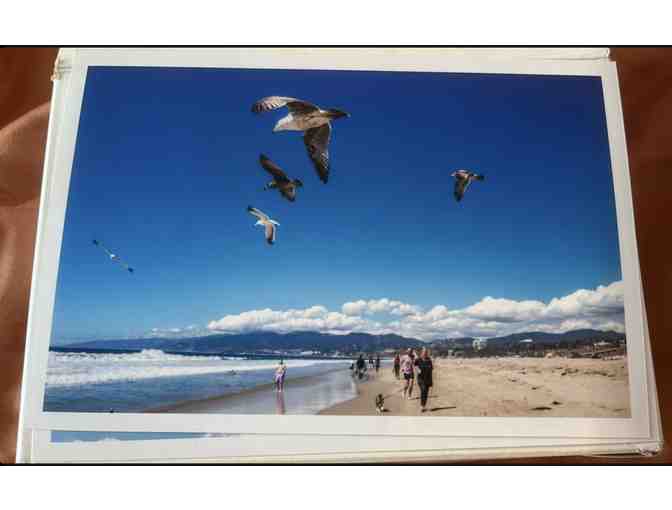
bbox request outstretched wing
[259,154,290,184]
[247,206,269,222]
[265,223,276,245]
[252,96,319,115]
[303,124,331,184]
[93,239,114,258]
[115,260,134,273]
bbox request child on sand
[274,360,287,392]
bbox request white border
[18,48,654,451]
[31,430,661,464]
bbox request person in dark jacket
[415,348,434,412]
[393,353,401,379]
[356,354,366,380]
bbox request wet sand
[151,368,358,415]
[319,357,630,417]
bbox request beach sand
[319,357,630,417]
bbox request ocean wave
[46,349,343,387]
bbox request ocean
[44,349,355,414]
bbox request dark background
[0,47,669,464]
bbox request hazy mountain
[485,329,625,346]
[58,328,624,354]
[429,337,477,348]
[63,331,426,354]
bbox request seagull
[247,206,280,245]
[451,170,485,202]
[92,239,134,273]
[259,154,303,202]
[251,96,350,184]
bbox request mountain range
[59,328,624,354]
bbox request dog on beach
[375,394,386,413]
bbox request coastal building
[472,339,488,351]
[593,341,612,349]
[519,338,534,356]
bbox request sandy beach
[319,357,630,418]
[146,356,630,418]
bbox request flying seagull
[251,96,350,184]
[247,206,280,245]
[451,170,485,202]
[259,154,303,202]
[92,239,134,273]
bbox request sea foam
[46,349,342,387]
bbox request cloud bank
[203,281,625,340]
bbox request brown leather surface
[0,47,669,464]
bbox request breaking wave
[46,349,340,387]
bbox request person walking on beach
[415,348,434,412]
[400,349,416,399]
[393,353,401,379]
[356,354,366,380]
[274,360,287,392]
[375,355,381,373]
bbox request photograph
[42,64,630,427]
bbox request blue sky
[51,66,624,343]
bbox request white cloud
[544,281,624,319]
[464,297,546,323]
[341,298,421,317]
[191,281,626,341]
[207,306,373,335]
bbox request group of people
[393,348,434,412]
[274,349,433,413]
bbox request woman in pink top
[400,349,416,399]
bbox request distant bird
[259,154,303,202]
[247,206,280,245]
[451,170,485,202]
[92,239,134,273]
[251,96,350,184]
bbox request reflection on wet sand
[161,369,358,415]
[276,390,286,415]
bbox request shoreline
[148,365,358,415]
